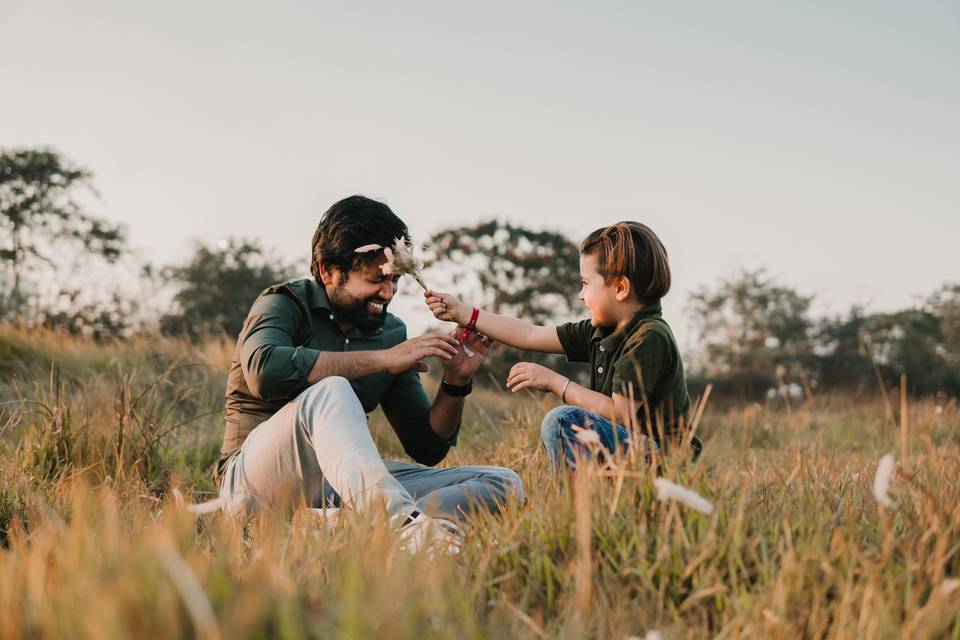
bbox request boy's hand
[424,290,469,325]
[506,362,564,395]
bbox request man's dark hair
[310,195,410,282]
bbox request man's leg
[218,376,416,519]
[377,460,524,521]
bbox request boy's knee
[540,405,581,444]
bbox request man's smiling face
[323,256,401,331]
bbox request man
[212,195,522,549]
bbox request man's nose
[380,280,397,301]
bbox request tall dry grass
[1,325,958,639]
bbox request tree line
[3,147,958,399]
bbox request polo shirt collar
[304,279,332,310]
[592,300,663,351]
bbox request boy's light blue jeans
[540,405,651,469]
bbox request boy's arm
[505,363,637,426]
[424,290,563,353]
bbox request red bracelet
[460,307,480,343]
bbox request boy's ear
[614,275,632,302]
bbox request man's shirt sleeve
[239,292,321,400]
[556,319,594,363]
[380,369,458,466]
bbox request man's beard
[327,285,388,331]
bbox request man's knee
[296,376,365,434]
[299,376,357,408]
[494,467,525,503]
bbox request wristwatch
[440,378,473,397]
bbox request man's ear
[317,260,340,287]
[614,275,632,302]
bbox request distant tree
[817,304,960,397]
[38,288,141,340]
[926,283,960,362]
[160,238,298,340]
[688,269,814,397]
[0,148,125,317]
[422,219,582,325]
[422,220,586,383]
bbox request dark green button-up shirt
[556,301,691,438]
[219,278,456,470]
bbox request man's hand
[424,290,470,325]
[441,329,493,384]
[505,362,564,395]
[384,333,460,375]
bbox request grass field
[1,325,958,639]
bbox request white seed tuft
[575,429,602,446]
[654,478,714,515]
[873,454,896,508]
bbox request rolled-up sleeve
[380,369,458,466]
[239,293,321,400]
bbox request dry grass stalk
[900,374,909,457]
[573,464,593,625]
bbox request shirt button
[329,314,334,320]
[597,366,603,373]
[599,345,605,352]
[345,338,350,345]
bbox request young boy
[424,222,700,468]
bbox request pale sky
[2,1,958,341]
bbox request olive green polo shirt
[556,301,692,438]
[219,278,456,470]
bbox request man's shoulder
[260,278,312,300]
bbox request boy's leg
[375,461,525,521]
[539,405,635,470]
[218,376,416,520]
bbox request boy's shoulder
[622,311,678,353]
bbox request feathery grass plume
[653,478,714,515]
[380,237,427,290]
[873,454,896,508]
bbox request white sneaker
[398,511,463,555]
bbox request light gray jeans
[218,376,523,522]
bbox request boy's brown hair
[580,221,671,304]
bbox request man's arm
[380,330,490,464]
[240,292,459,400]
[426,380,467,440]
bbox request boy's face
[578,253,621,328]
[321,256,401,331]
